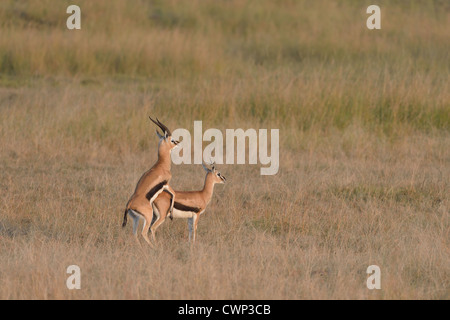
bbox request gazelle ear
[164,131,169,139]
[156,130,164,140]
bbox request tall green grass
[0,0,448,132]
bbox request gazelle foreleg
[150,204,167,244]
[193,214,199,244]
[141,217,154,248]
[188,217,193,243]
[163,185,176,219]
[139,185,169,246]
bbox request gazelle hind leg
[126,210,141,246]
[131,211,140,236]
[133,206,155,248]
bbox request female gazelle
[122,117,179,247]
[146,163,226,245]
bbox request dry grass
[0,0,449,299]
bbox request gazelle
[149,162,226,244]
[122,117,179,246]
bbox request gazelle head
[202,161,226,184]
[149,117,179,153]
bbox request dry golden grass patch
[0,86,448,298]
[0,0,449,299]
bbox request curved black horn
[156,118,172,136]
[149,117,161,131]
[149,117,171,136]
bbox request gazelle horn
[149,117,172,136]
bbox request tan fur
[123,119,178,246]
[150,167,225,245]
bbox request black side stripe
[174,202,201,213]
[145,180,168,201]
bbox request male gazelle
[149,163,226,244]
[122,117,179,246]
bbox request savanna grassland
[0,0,449,299]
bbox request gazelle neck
[201,173,216,203]
[156,141,172,169]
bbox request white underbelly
[171,209,195,219]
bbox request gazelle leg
[150,216,166,244]
[133,206,155,248]
[131,212,140,236]
[163,185,176,219]
[138,187,166,246]
[192,214,199,244]
[188,217,193,243]
[126,210,141,246]
[187,214,199,247]
[150,204,166,244]
[141,218,154,247]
